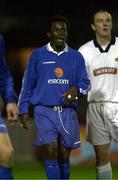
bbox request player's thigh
[0,133,14,155]
[94,143,111,165]
[87,103,110,145]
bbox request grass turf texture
[13,161,118,180]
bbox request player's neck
[96,35,111,46]
[50,42,66,52]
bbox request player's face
[91,11,112,38]
[48,21,67,51]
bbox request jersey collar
[46,42,68,55]
[93,36,116,53]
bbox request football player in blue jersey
[0,34,18,179]
[18,15,90,179]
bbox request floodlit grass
[13,161,118,180]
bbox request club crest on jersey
[54,67,63,78]
[115,57,118,62]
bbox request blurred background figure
[0,34,18,179]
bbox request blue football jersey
[18,43,90,114]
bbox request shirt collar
[93,36,116,53]
[46,42,68,55]
[94,36,115,47]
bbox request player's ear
[91,23,95,31]
[47,32,51,38]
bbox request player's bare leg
[94,143,112,180]
[0,133,14,179]
[39,142,60,179]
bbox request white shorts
[86,102,118,145]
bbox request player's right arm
[18,51,37,128]
[19,113,33,130]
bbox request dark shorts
[34,105,80,149]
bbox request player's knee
[0,148,14,167]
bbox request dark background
[0,0,118,121]
[0,0,118,48]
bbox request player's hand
[19,113,33,130]
[63,86,78,105]
[6,103,18,124]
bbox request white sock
[96,163,112,180]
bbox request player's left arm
[76,53,90,95]
[63,53,90,105]
[63,86,78,105]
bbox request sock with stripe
[44,160,60,179]
[59,161,70,179]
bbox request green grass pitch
[13,161,118,180]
